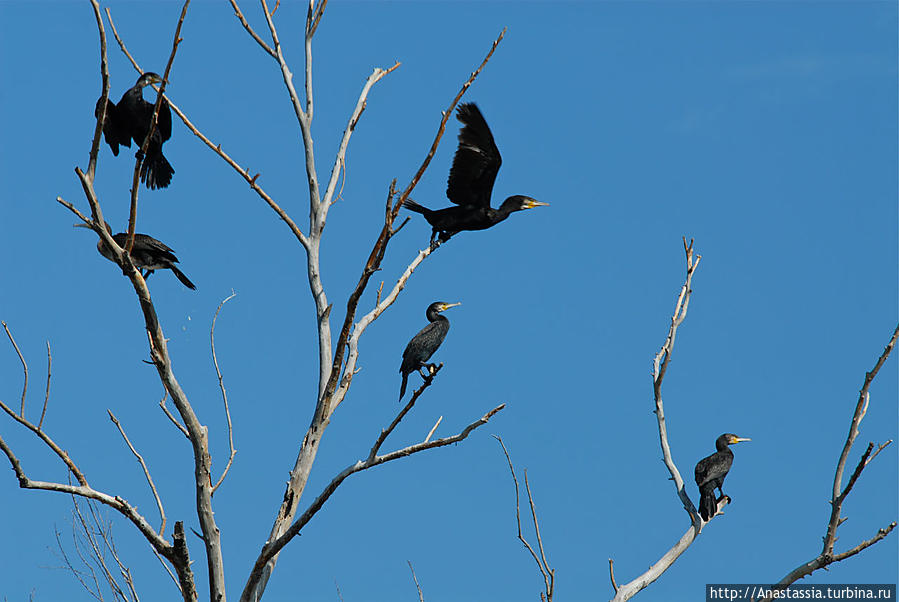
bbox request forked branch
[496,436,554,602]
[758,324,899,600]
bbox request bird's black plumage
[398,301,460,401]
[694,433,750,522]
[96,72,174,190]
[77,222,196,290]
[403,103,547,246]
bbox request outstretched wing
[446,103,502,208]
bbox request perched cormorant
[76,222,196,290]
[403,103,547,246]
[96,72,174,190]
[398,301,460,401]
[694,433,751,522]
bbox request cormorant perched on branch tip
[398,302,460,401]
[75,222,196,290]
[96,72,174,190]
[403,103,547,247]
[694,433,750,522]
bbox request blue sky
[0,1,896,601]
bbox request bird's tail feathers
[170,265,197,290]
[141,151,174,190]
[399,372,409,402]
[402,199,429,215]
[698,484,717,522]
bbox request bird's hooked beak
[523,199,549,209]
[439,302,462,312]
[731,436,751,444]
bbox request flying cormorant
[403,103,547,246]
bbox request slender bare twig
[758,324,899,600]
[211,292,238,495]
[0,397,87,485]
[153,388,188,439]
[524,469,553,597]
[2,321,28,416]
[108,410,166,535]
[609,559,618,593]
[495,436,553,601]
[39,341,51,431]
[227,0,275,57]
[86,0,109,184]
[408,561,425,602]
[368,366,442,462]
[424,416,442,443]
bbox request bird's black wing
[446,103,502,208]
[694,452,733,487]
[112,233,179,263]
[156,98,172,143]
[95,98,131,156]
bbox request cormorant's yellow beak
[440,302,461,311]
[732,436,751,444]
[524,200,549,209]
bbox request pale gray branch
[108,410,166,536]
[211,293,238,495]
[611,239,703,602]
[2,321,28,416]
[758,324,899,599]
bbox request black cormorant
[398,301,460,401]
[694,433,751,522]
[76,222,196,290]
[403,103,547,246]
[96,72,174,190]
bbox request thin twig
[2,321,28,416]
[227,0,276,57]
[108,410,166,535]
[211,292,238,495]
[495,437,552,600]
[86,0,110,183]
[609,559,619,593]
[158,389,189,439]
[39,341,51,431]
[408,561,425,602]
[424,416,442,443]
[368,366,442,462]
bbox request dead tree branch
[611,238,703,602]
[2,321,28,416]
[211,293,238,495]
[241,402,505,599]
[108,410,166,536]
[496,436,554,602]
[758,324,899,599]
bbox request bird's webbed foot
[142,270,155,280]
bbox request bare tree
[1,1,506,600]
